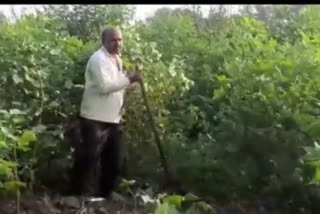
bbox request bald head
[101,27,123,55]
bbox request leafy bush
[2,4,320,213]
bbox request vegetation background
[1,4,320,214]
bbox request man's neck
[103,46,119,57]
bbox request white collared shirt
[80,47,130,123]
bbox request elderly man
[70,27,142,197]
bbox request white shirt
[80,47,130,123]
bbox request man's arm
[91,57,130,94]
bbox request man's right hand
[128,71,142,83]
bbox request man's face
[106,29,123,55]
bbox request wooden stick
[138,79,171,182]
[133,65,184,193]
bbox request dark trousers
[70,117,123,197]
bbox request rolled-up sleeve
[91,56,130,94]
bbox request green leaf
[0,159,18,168]
[12,74,23,84]
[2,181,26,193]
[155,202,180,214]
[306,120,320,139]
[22,66,29,72]
[163,195,184,209]
[304,146,320,162]
[185,205,202,214]
[0,127,17,141]
[216,75,231,85]
[18,130,36,151]
[32,124,47,133]
[64,80,73,89]
[213,87,226,101]
[0,159,17,178]
[184,193,200,202]
[315,167,320,182]
[24,73,40,88]
[196,201,215,212]
[0,140,8,149]
[0,109,9,115]
[50,49,60,55]
[140,194,156,204]
[168,65,177,77]
[119,178,136,189]
[12,116,26,124]
[185,201,216,214]
[0,163,12,177]
[9,109,26,115]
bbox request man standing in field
[70,26,142,197]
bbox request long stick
[139,79,172,182]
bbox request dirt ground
[0,194,145,214]
[0,193,286,214]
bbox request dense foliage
[2,4,320,214]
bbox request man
[70,27,142,197]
